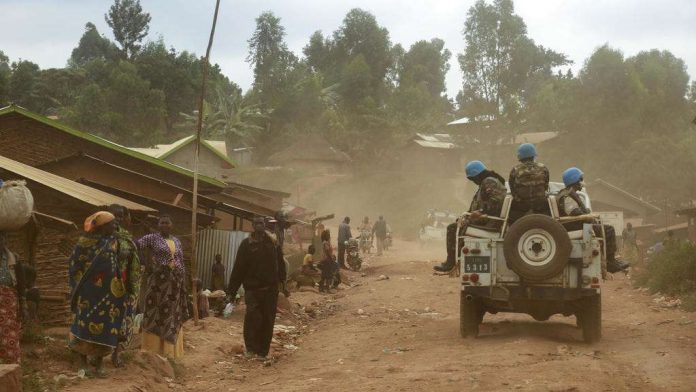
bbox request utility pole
[191,0,221,324]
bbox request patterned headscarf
[84,211,115,233]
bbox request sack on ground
[0,180,34,231]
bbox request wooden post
[191,0,221,325]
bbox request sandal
[111,351,123,368]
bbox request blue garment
[338,222,352,244]
[69,234,126,350]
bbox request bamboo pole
[191,0,221,325]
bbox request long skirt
[141,329,184,359]
[0,286,21,364]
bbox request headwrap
[84,211,115,233]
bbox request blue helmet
[517,143,537,160]
[465,160,486,178]
[562,167,584,187]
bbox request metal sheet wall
[196,229,249,290]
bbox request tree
[332,9,393,104]
[387,39,453,133]
[0,51,10,105]
[398,39,451,98]
[628,49,690,134]
[458,0,568,122]
[8,60,41,109]
[178,86,266,148]
[64,60,165,145]
[69,22,119,67]
[105,0,151,59]
[247,11,293,108]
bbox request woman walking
[68,211,125,377]
[136,214,188,359]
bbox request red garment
[0,286,21,364]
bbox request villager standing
[508,143,550,223]
[226,217,287,359]
[337,217,352,269]
[107,204,141,368]
[136,214,188,359]
[622,222,640,261]
[0,232,27,365]
[434,161,507,272]
[372,216,388,256]
[211,254,225,291]
[318,229,339,292]
[68,211,125,377]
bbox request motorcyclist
[557,167,629,275]
[434,160,506,273]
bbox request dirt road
[55,240,696,392]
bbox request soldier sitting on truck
[557,167,629,274]
[508,143,551,224]
[434,160,506,273]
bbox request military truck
[458,183,603,343]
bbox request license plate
[464,256,490,273]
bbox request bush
[635,242,696,301]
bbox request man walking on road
[226,217,287,359]
[373,216,388,256]
[337,217,352,269]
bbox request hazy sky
[2,0,695,96]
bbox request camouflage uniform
[508,161,550,222]
[442,176,507,271]
[556,186,618,276]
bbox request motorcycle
[384,231,393,250]
[359,229,373,254]
[345,238,363,271]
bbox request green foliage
[70,22,120,67]
[635,242,696,305]
[105,0,151,59]
[0,51,10,104]
[63,60,166,146]
[458,0,568,121]
[8,60,41,108]
[178,86,266,148]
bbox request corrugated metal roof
[129,135,235,167]
[413,140,457,149]
[0,105,225,187]
[0,154,156,213]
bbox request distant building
[400,133,462,175]
[268,135,351,174]
[130,135,237,180]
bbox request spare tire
[503,214,571,282]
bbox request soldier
[557,167,628,274]
[508,143,550,223]
[434,160,507,272]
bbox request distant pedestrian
[318,229,339,292]
[211,254,225,291]
[337,217,352,269]
[227,217,287,359]
[373,216,388,256]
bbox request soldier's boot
[434,250,455,272]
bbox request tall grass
[635,241,696,310]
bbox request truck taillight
[591,277,599,284]
[470,273,479,283]
[462,247,470,255]
[592,250,599,257]
[471,248,481,255]
[462,275,469,282]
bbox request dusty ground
[27,240,696,391]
